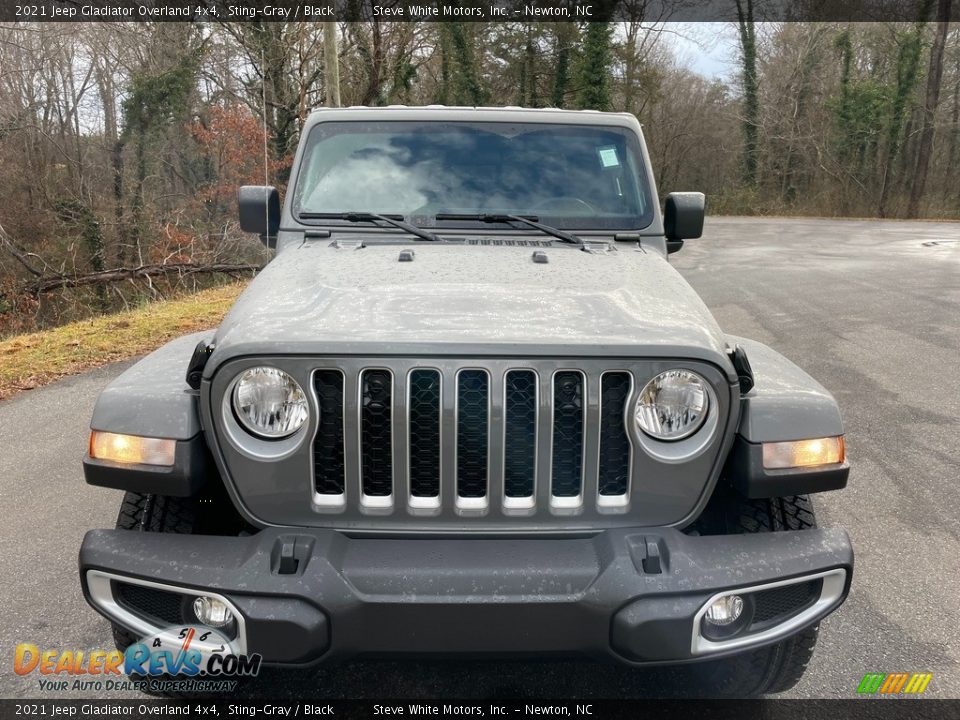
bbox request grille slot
[504,370,538,499]
[551,371,585,499]
[408,369,441,498]
[599,372,632,497]
[314,370,345,495]
[456,369,489,499]
[360,369,393,498]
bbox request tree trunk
[951,55,960,202]
[449,22,484,106]
[879,1,933,217]
[112,139,126,264]
[550,24,574,108]
[574,22,613,111]
[324,22,341,108]
[735,0,760,186]
[906,0,952,218]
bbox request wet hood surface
[209,240,733,375]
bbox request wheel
[688,495,820,697]
[110,492,201,652]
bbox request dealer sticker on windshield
[598,146,620,168]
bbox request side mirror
[663,192,705,254]
[238,185,281,247]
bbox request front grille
[301,358,726,522]
[311,362,640,512]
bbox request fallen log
[28,262,262,295]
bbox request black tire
[690,495,820,697]
[110,492,200,652]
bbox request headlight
[635,369,709,441]
[232,367,309,439]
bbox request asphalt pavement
[1,217,958,700]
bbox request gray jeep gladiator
[79,106,852,696]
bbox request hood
[209,239,733,376]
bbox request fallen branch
[0,221,43,277]
[28,262,262,295]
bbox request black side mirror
[238,185,281,247]
[663,192,705,254]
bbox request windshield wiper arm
[299,212,440,242]
[434,213,582,246]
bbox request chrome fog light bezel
[690,569,848,655]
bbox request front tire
[689,494,821,697]
[110,492,201,652]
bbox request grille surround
[211,357,734,531]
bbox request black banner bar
[4,0,960,23]
[0,700,956,720]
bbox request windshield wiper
[434,213,582,246]
[299,212,440,242]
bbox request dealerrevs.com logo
[15,625,261,693]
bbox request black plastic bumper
[79,525,853,666]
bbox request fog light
[193,596,234,628]
[705,595,744,626]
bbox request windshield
[292,120,654,231]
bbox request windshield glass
[293,120,653,230]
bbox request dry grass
[0,282,246,401]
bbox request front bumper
[79,525,852,666]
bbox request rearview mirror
[238,185,281,247]
[664,192,705,254]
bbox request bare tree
[907,0,953,217]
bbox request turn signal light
[762,436,845,470]
[89,431,176,467]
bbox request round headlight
[232,367,309,439]
[635,369,709,441]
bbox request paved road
[1,217,958,700]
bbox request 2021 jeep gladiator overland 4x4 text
[79,107,852,696]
